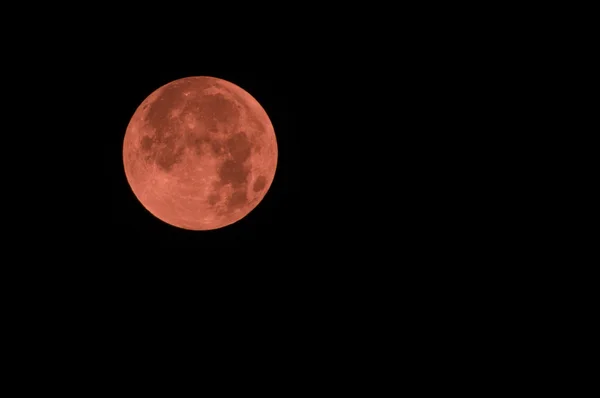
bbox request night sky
[9,12,520,363]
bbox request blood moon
[122,76,278,231]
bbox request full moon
[122,76,278,230]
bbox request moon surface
[123,76,278,230]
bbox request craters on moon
[138,126,186,173]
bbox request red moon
[122,76,278,230]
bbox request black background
[2,10,553,382]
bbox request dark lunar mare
[253,176,267,192]
[216,131,253,212]
[140,81,194,172]
[139,79,242,173]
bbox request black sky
[1,8,542,374]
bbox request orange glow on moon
[122,76,278,230]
